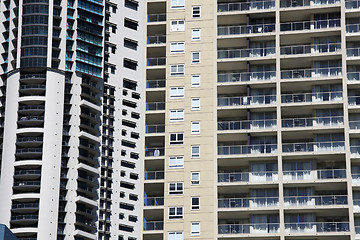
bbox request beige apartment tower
[143,0,360,240]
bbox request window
[191,98,200,110]
[191,145,200,158]
[192,29,201,41]
[170,132,184,145]
[125,0,138,10]
[170,110,184,121]
[170,42,185,54]
[192,6,201,18]
[169,206,183,219]
[171,20,185,32]
[170,87,184,99]
[169,156,184,169]
[123,58,137,70]
[191,172,200,185]
[124,18,138,30]
[171,0,184,9]
[192,52,200,64]
[169,182,183,194]
[124,38,138,50]
[191,75,200,87]
[168,232,183,240]
[170,64,185,76]
[191,197,200,210]
[191,122,200,134]
[191,222,200,236]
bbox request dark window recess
[129,194,138,201]
[124,38,138,50]
[119,224,133,232]
[120,192,125,198]
[123,100,137,108]
[121,160,135,169]
[123,79,137,90]
[120,181,135,190]
[111,46,116,54]
[112,26,117,33]
[124,58,137,70]
[122,140,136,148]
[123,89,128,96]
[119,213,124,219]
[130,152,139,160]
[124,18,138,30]
[121,150,126,156]
[120,171,126,177]
[122,120,136,128]
[129,215,138,223]
[120,202,134,211]
[131,132,139,139]
[130,173,138,180]
[132,92,140,100]
[111,66,116,74]
[122,129,127,136]
[125,0,138,10]
[131,112,140,119]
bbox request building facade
[143,0,360,240]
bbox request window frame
[170,42,185,54]
[170,64,185,76]
[191,75,200,87]
[170,20,185,32]
[192,52,200,64]
[191,197,200,210]
[170,87,185,99]
[169,182,184,195]
[191,222,200,236]
[191,121,200,134]
[191,145,200,158]
[192,6,201,18]
[169,109,184,122]
[169,156,184,169]
[171,0,185,9]
[169,132,184,145]
[192,29,201,41]
[191,172,200,185]
[191,98,200,110]
[168,232,183,240]
[169,206,184,219]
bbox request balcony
[218,47,275,59]
[218,171,278,183]
[147,35,166,45]
[18,105,45,112]
[281,67,342,79]
[218,119,277,131]
[347,47,360,58]
[218,223,280,235]
[346,23,360,33]
[147,57,165,67]
[218,23,275,36]
[281,116,343,128]
[144,221,163,231]
[10,215,38,222]
[218,144,277,155]
[351,146,360,156]
[146,80,166,89]
[218,95,276,107]
[280,19,340,32]
[144,197,164,206]
[280,0,340,8]
[145,147,164,157]
[13,181,41,187]
[348,96,360,106]
[16,148,43,155]
[280,43,341,56]
[144,171,164,180]
[284,222,349,233]
[16,137,43,145]
[218,71,276,83]
[146,102,165,111]
[20,74,46,81]
[346,0,360,9]
[146,124,165,134]
[284,169,346,181]
[348,72,360,81]
[282,141,345,153]
[147,14,166,23]
[12,203,39,210]
[14,170,41,177]
[218,197,279,208]
[284,195,347,207]
[217,1,275,12]
[18,116,44,125]
[281,91,343,104]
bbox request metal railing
[19,84,46,90]
[11,215,38,221]
[218,1,275,12]
[284,222,349,233]
[281,0,340,8]
[146,80,166,88]
[348,72,360,81]
[13,181,41,187]
[18,106,45,111]
[281,116,343,128]
[146,102,165,111]
[20,74,46,80]
[144,197,164,206]
[16,148,43,154]
[280,19,340,31]
[348,96,360,106]
[282,141,345,153]
[350,121,360,129]
[16,137,43,143]
[14,170,41,175]
[218,71,276,82]
[145,171,164,180]
[346,0,360,9]
[12,203,39,209]
[347,47,360,57]
[147,57,166,66]
[284,195,347,206]
[219,197,279,208]
[218,119,277,130]
[280,43,341,55]
[147,35,166,44]
[218,144,277,155]
[218,95,276,106]
[145,147,164,157]
[283,169,346,181]
[218,223,280,234]
[218,23,275,36]
[218,47,275,59]
[281,67,342,79]
[346,23,360,33]
[218,171,278,183]
[350,145,360,155]
[146,124,165,134]
[144,221,164,231]
[281,91,343,103]
[18,116,44,121]
[147,14,166,22]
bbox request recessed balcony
[146,124,165,134]
[18,105,45,113]
[144,221,163,231]
[12,203,39,212]
[147,35,166,45]
[218,47,275,60]
[147,57,165,67]
[146,80,166,89]
[218,23,275,36]
[217,1,275,13]
[19,84,46,95]
[281,91,343,104]
[218,144,277,155]
[284,195,347,207]
[147,14,166,23]
[145,147,164,157]
[280,0,340,8]
[282,141,345,153]
[283,169,346,181]
[144,197,164,207]
[218,71,276,83]
[13,181,41,189]
[280,19,340,32]
[218,119,276,132]
[346,23,360,34]
[15,148,43,157]
[18,116,44,127]
[280,42,341,56]
[20,74,46,82]
[16,137,43,146]
[144,171,164,181]
[146,102,165,111]
[218,223,280,235]
[218,197,279,209]
[218,171,278,183]
[281,116,343,128]
[281,67,342,80]
[10,214,38,223]
[284,222,349,233]
[218,95,276,107]
[14,170,41,178]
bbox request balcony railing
[218,197,279,208]
[281,116,343,128]
[281,0,340,8]
[146,124,165,134]
[347,47,360,57]
[146,102,165,111]
[13,181,41,187]
[282,141,345,153]
[20,74,46,80]
[218,119,276,131]
[145,171,164,180]
[348,72,360,81]
[147,14,166,22]
[147,35,166,44]
[218,23,275,36]
[218,95,276,106]
[14,170,41,176]
[281,91,343,103]
[280,43,341,55]
[349,96,360,106]
[147,57,165,66]
[18,116,44,122]
[145,148,164,157]
[218,171,278,183]
[218,47,275,59]
[346,0,360,9]
[12,203,39,209]
[218,144,277,155]
[144,197,164,206]
[350,145,360,156]
[218,1,275,12]
[284,195,347,206]
[218,71,276,83]
[146,80,166,88]
[284,222,349,233]
[280,19,340,32]
[283,169,346,181]
[350,121,360,130]
[346,23,360,33]
[281,67,342,79]
[11,215,38,221]
[18,105,45,111]
[16,148,43,154]
[218,223,280,234]
[144,221,164,231]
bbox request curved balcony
[280,43,341,56]
[144,197,164,206]
[281,0,340,8]
[218,119,277,131]
[280,19,340,32]
[16,137,43,146]
[10,215,38,223]
[144,171,164,180]
[284,222,349,233]
[14,170,41,177]
[20,74,46,81]
[18,105,45,113]
[145,147,164,157]
[281,116,343,128]
[218,23,275,36]
[281,91,343,104]
[218,47,275,59]
[218,197,279,208]
[282,141,345,153]
[144,221,163,231]
[15,148,43,157]
[283,169,346,181]
[281,67,342,79]
[13,181,41,188]
[146,79,166,89]
[284,195,347,207]
[12,203,39,211]
[19,84,46,95]
[146,124,165,134]
[218,1,275,12]
[218,144,277,155]
[218,171,278,183]
[18,116,44,127]
[218,71,276,83]
[218,223,280,235]
[218,95,276,107]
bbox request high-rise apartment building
[143,0,360,240]
[0,0,144,239]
